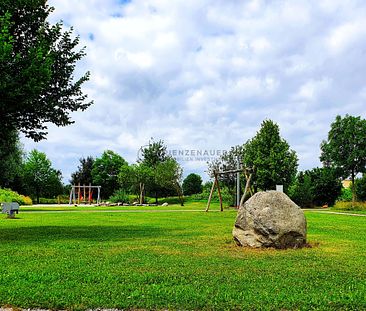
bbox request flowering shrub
[0,188,33,205]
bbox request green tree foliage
[0,130,24,189]
[118,164,154,204]
[23,149,63,203]
[182,173,203,195]
[355,175,366,201]
[0,188,32,205]
[155,158,183,205]
[92,150,128,199]
[0,1,92,141]
[190,181,233,206]
[108,189,129,204]
[308,167,342,206]
[243,120,298,192]
[118,165,134,192]
[337,187,353,202]
[139,139,167,167]
[70,156,94,185]
[139,139,182,202]
[320,115,366,205]
[289,168,342,207]
[288,172,313,208]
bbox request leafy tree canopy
[182,173,203,195]
[0,0,92,141]
[118,163,154,203]
[92,150,128,199]
[355,174,366,202]
[320,115,366,204]
[289,167,342,207]
[139,138,168,167]
[155,158,183,190]
[288,172,313,208]
[0,130,24,189]
[23,149,63,203]
[138,139,183,203]
[155,157,184,205]
[70,156,94,185]
[308,167,342,206]
[243,120,298,192]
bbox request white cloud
[327,20,366,55]
[22,0,366,182]
[295,78,332,101]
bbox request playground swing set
[205,167,254,212]
[69,184,102,205]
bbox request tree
[92,150,128,199]
[118,164,154,204]
[308,167,342,206]
[243,120,298,192]
[288,172,313,208]
[0,1,92,141]
[155,158,184,205]
[139,139,169,202]
[139,139,167,166]
[355,174,366,201]
[0,130,24,189]
[182,173,203,195]
[23,149,63,203]
[70,156,94,185]
[320,115,366,205]
[289,168,342,207]
[139,139,183,203]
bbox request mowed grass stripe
[0,209,365,310]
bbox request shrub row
[333,201,366,211]
[38,196,70,204]
[0,188,32,205]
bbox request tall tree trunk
[175,183,184,206]
[139,183,144,204]
[351,170,355,208]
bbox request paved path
[19,208,366,216]
[21,209,211,213]
[305,210,366,217]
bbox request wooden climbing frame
[205,167,253,212]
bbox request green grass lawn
[0,206,365,310]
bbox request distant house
[341,179,352,188]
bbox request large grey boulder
[233,191,307,249]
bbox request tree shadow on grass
[0,225,171,244]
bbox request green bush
[0,188,32,205]
[333,201,366,211]
[337,187,353,202]
[190,185,233,206]
[146,196,183,205]
[289,168,341,207]
[355,175,366,201]
[182,173,203,195]
[288,173,313,208]
[38,198,57,204]
[38,196,69,204]
[109,189,129,203]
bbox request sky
[22,0,366,183]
